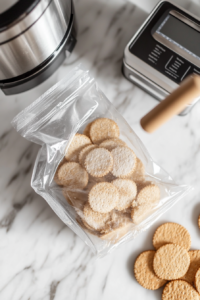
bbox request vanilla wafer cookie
[54,158,66,185]
[62,188,73,206]
[131,205,153,224]
[77,217,94,231]
[132,181,152,207]
[153,244,190,280]
[111,146,137,178]
[58,162,88,189]
[89,118,120,144]
[129,158,145,182]
[76,217,100,236]
[66,190,88,210]
[162,280,200,300]
[100,222,133,242]
[136,181,152,194]
[99,138,126,151]
[83,122,93,138]
[101,210,132,234]
[78,144,98,166]
[195,268,200,294]
[153,222,191,251]
[83,202,110,231]
[84,148,113,177]
[134,251,167,290]
[181,250,200,284]
[65,133,91,162]
[136,184,160,207]
[88,182,119,213]
[112,179,137,211]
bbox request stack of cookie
[54,118,160,242]
[134,222,200,300]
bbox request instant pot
[0,0,77,95]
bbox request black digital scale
[123,0,200,115]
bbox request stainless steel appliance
[0,0,77,95]
[123,0,200,115]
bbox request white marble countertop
[1,0,200,299]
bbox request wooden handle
[140,74,200,133]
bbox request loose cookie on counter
[153,244,190,280]
[181,250,200,284]
[134,251,167,290]
[195,267,200,294]
[162,280,200,300]
[153,222,191,251]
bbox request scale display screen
[124,1,200,114]
[156,15,200,61]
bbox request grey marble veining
[0,0,200,299]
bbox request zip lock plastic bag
[12,67,192,256]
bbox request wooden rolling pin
[140,74,200,133]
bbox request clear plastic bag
[12,67,192,256]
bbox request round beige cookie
[99,138,126,151]
[77,217,94,231]
[76,217,100,237]
[162,280,200,300]
[89,118,120,144]
[153,222,191,251]
[181,250,200,284]
[136,184,160,207]
[65,133,91,162]
[83,122,93,138]
[54,158,66,185]
[78,144,98,166]
[88,182,119,213]
[62,189,73,206]
[58,162,88,189]
[100,222,133,243]
[132,181,152,208]
[112,179,137,211]
[195,268,200,294]
[153,244,190,280]
[67,190,88,210]
[111,146,137,178]
[129,158,145,182]
[134,251,167,290]
[101,210,132,234]
[84,148,113,177]
[83,202,110,231]
[136,181,152,194]
[131,205,153,225]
